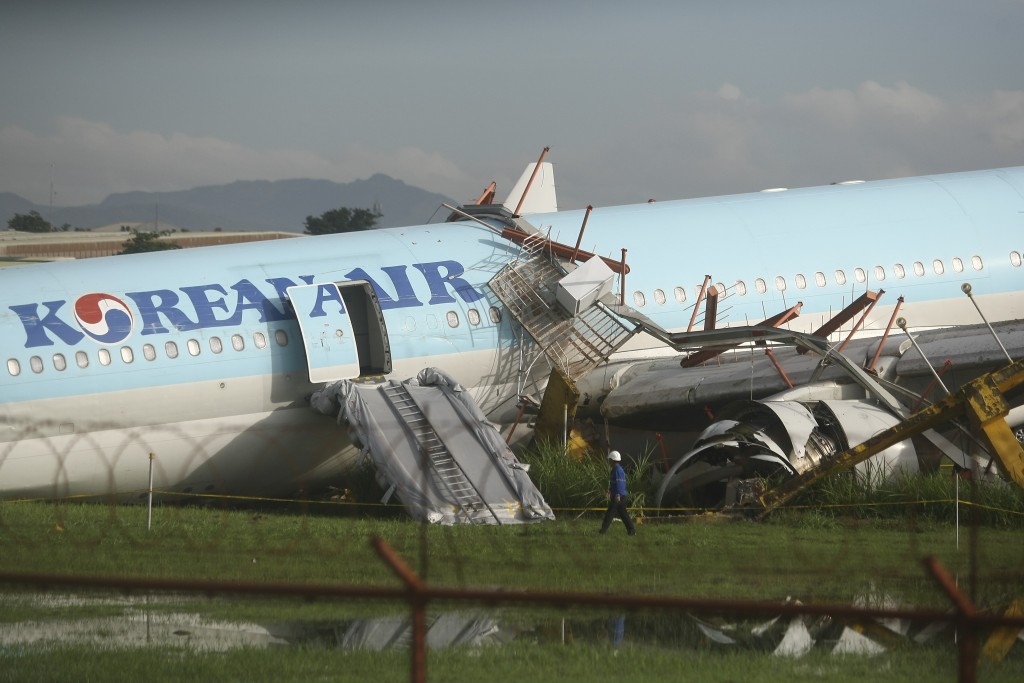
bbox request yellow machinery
[755,357,1024,517]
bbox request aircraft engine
[653,398,919,511]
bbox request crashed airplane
[1,156,1023,519]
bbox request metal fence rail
[2,539,1021,683]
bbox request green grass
[2,639,1022,683]
[518,440,654,514]
[1,480,1023,682]
[3,501,1021,601]
[791,469,1024,526]
[1,501,1022,616]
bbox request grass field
[2,640,1018,683]
[1,497,1023,682]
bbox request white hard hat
[608,450,621,462]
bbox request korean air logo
[73,293,135,344]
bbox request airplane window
[913,261,925,276]
[755,278,767,294]
[774,276,786,292]
[231,335,244,351]
[673,286,687,302]
[952,257,964,273]
[834,270,847,285]
[447,311,460,327]
[1011,251,1022,267]
[254,332,268,348]
[795,274,806,290]
[143,344,156,361]
[874,266,885,281]
[735,280,747,296]
[488,306,502,323]
[971,255,983,271]
[814,272,826,288]
[52,353,67,371]
[188,339,201,356]
[30,356,44,374]
[7,359,20,376]
[633,291,646,307]
[933,259,945,275]
[120,347,134,364]
[165,341,179,359]
[76,351,89,368]
[98,349,111,366]
[654,288,666,305]
[894,263,906,279]
[275,329,288,346]
[854,268,866,283]
[210,337,223,354]
[468,308,481,325]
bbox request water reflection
[0,592,1019,658]
[606,614,625,648]
[266,612,511,650]
[529,610,951,656]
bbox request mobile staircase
[488,233,640,383]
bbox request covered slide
[311,368,554,525]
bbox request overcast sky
[2,0,1022,211]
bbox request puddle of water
[0,591,1017,657]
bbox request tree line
[7,210,73,233]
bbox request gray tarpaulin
[311,368,554,525]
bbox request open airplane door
[287,281,393,383]
[287,283,360,383]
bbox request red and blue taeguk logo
[73,293,135,344]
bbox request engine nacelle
[654,398,919,510]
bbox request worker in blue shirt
[599,451,636,535]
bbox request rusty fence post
[374,538,428,683]
[923,556,978,683]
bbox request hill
[0,175,455,232]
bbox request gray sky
[2,0,1022,210]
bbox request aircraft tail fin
[502,162,557,215]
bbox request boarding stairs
[380,383,497,525]
[488,238,638,383]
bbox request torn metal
[585,325,1024,512]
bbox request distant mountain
[0,192,39,218]
[0,175,456,232]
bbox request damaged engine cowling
[654,398,920,510]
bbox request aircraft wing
[600,321,1024,424]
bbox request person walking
[599,450,636,535]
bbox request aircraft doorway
[337,280,392,378]
[287,281,392,383]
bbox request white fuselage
[2,165,1022,500]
